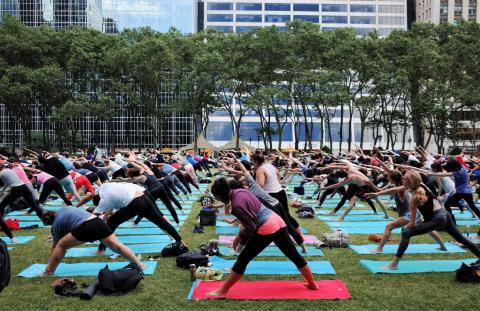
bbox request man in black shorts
[41,207,145,276]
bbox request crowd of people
[0,144,480,296]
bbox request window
[378,16,404,24]
[330,123,350,142]
[322,15,348,23]
[236,14,262,22]
[236,26,260,32]
[322,4,348,12]
[293,4,319,12]
[236,3,262,11]
[265,3,291,11]
[206,121,233,141]
[207,14,233,22]
[350,16,376,24]
[322,27,338,31]
[378,28,396,36]
[207,25,234,32]
[468,0,477,21]
[293,15,320,23]
[297,123,322,142]
[378,5,404,13]
[350,4,376,13]
[355,28,375,35]
[207,2,233,10]
[265,15,291,22]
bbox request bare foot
[24,212,31,216]
[300,245,307,254]
[139,263,147,270]
[128,222,138,227]
[10,237,18,244]
[93,250,105,255]
[381,263,398,270]
[303,283,319,290]
[327,211,336,216]
[181,209,186,215]
[369,248,383,254]
[206,288,227,297]
[336,217,344,222]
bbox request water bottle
[189,264,197,282]
[465,226,470,238]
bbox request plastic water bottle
[189,264,197,282]
[465,226,470,238]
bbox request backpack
[455,261,480,283]
[97,263,144,295]
[176,251,209,269]
[296,205,314,214]
[293,186,305,196]
[298,211,314,218]
[198,208,216,226]
[0,238,11,293]
[161,242,189,257]
[321,230,351,248]
[200,240,220,256]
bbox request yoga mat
[317,215,392,221]
[219,235,320,245]
[84,235,173,244]
[3,236,36,245]
[219,245,323,257]
[217,215,236,222]
[188,279,350,300]
[349,243,467,255]
[7,247,13,251]
[65,243,168,257]
[18,261,157,278]
[360,259,478,274]
[115,228,176,235]
[9,215,42,221]
[209,256,335,275]
[326,221,390,228]
[20,222,46,228]
[118,222,181,229]
[456,220,480,226]
[216,227,309,235]
[216,222,238,228]
[328,227,401,234]
[316,210,376,216]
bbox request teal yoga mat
[329,227,400,234]
[209,256,335,275]
[18,261,157,278]
[326,221,390,228]
[118,222,181,229]
[115,227,176,235]
[216,226,309,235]
[360,259,477,274]
[19,222,45,228]
[3,236,35,244]
[317,215,392,221]
[316,210,378,216]
[84,235,174,244]
[65,243,168,257]
[219,245,323,257]
[349,243,467,255]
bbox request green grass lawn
[2,195,479,310]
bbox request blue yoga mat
[360,259,478,274]
[66,243,168,257]
[118,222,181,229]
[209,256,335,275]
[115,227,176,235]
[84,235,174,245]
[456,220,480,226]
[318,215,392,221]
[316,210,376,216]
[349,243,467,255]
[219,245,323,257]
[18,261,158,278]
[5,215,40,221]
[216,227,309,235]
[19,222,46,228]
[327,221,390,228]
[3,236,35,245]
[331,227,400,234]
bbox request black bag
[161,242,189,257]
[98,263,144,295]
[199,178,211,184]
[455,262,480,283]
[199,208,216,226]
[0,238,11,293]
[200,239,220,256]
[293,186,305,195]
[296,205,314,214]
[176,252,209,269]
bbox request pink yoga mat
[189,280,351,300]
[219,234,320,245]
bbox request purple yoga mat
[219,234,320,245]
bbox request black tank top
[417,184,436,221]
[143,172,161,192]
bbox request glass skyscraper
[0,0,197,33]
[200,0,407,37]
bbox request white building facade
[416,0,480,24]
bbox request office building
[416,0,480,24]
[200,0,407,36]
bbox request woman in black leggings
[316,171,346,207]
[208,177,317,297]
[384,171,480,270]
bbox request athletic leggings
[334,184,377,213]
[318,186,346,207]
[445,193,480,229]
[134,185,180,224]
[233,227,307,275]
[38,178,72,205]
[396,208,480,258]
[164,175,187,195]
[112,169,125,180]
[269,203,304,245]
[98,194,182,252]
[182,171,200,190]
[159,179,182,210]
[173,170,192,193]
[0,184,44,219]
[269,190,300,229]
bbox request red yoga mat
[189,279,351,300]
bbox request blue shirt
[51,207,91,242]
[452,167,471,194]
[58,156,74,171]
[162,164,174,174]
[185,155,197,165]
[474,169,480,183]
